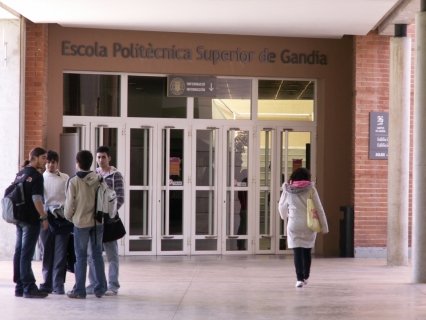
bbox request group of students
[13,146,124,299]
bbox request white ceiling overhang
[0,0,419,39]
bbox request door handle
[205,235,218,239]
[228,235,239,238]
[139,236,152,239]
[261,235,273,238]
[162,235,175,239]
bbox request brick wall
[25,22,48,158]
[353,26,415,249]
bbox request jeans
[293,247,312,281]
[39,228,70,293]
[72,225,107,297]
[87,240,120,292]
[13,222,41,294]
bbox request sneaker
[95,293,103,298]
[303,279,309,285]
[105,290,117,296]
[52,290,65,295]
[15,291,23,297]
[39,288,52,294]
[24,290,48,298]
[295,281,304,288]
[67,291,85,299]
[86,291,94,295]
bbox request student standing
[86,146,124,296]
[64,150,107,298]
[13,147,49,298]
[278,167,328,288]
[39,150,70,295]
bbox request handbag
[307,188,322,232]
[103,213,126,243]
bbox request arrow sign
[168,76,216,97]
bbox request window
[63,74,120,116]
[194,78,251,120]
[258,80,314,121]
[128,76,187,118]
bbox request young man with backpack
[86,146,124,296]
[64,150,107,299]
[39,150,70,295]
[13,147,49,298]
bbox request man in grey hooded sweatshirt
[64,150,107,299]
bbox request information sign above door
[167,75,216,97]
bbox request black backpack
[1,171,33,224]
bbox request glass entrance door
[125,125,155,255]
[222,127,252,253]
[190,126,221,254]
[157,125,190,255]
[275,129,313,253]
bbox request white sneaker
[105,290,117,296]
[303,279,308,285]
[295,281,304,288]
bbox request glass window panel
[161,239,183,251]
[283,132,311,175]
[260,131,272,187]
[226,239,247,251]
[130,190,149,235]
[63,74,120,116]
[129,240,152,251]
[259,191,270,234]
[196,191,214,235]
[128,76,186,118]
[195,239,217,251]
[169,190,183,235]
[96,128,117,168]
[227,131,249,187]
[258,80,314,121]
[130,129,150,186]
[279,238,287,250]
[196,130,215,186]
[194,78,251,120]
[259,238,271,250]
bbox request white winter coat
[278,182,328,248]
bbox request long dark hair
[21,147,47,168]
[288,167,311,183]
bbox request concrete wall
[0,18,21,260]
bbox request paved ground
[0,255,425,320]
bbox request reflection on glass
[282,132,311,177]
[129,240,151,251]
[63,74,120,116]
[195,239,217,251]
[161,239,183,251]
[163,129,184,185]
[196,130,215,186]
[259,191,270,234]
[260,131,272,187]
[95,128,117,168]
[128,76,186,118]
[169,190,183,235]
[258,80,314,121]
[259,238,271,250]
[227,131,249,187]
[130,129,150,186]
[226,239,247,251]
[194,78,251,120]
[196,191,214,235]
[130,190,149,235]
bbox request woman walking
[278,168,328,288]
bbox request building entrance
[62,119,314,256]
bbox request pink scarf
[290,180,311,188]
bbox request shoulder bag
[307,188,322,232]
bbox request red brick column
[353,27,415,252]
[25,22,48,158]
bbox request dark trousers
[293,247,312,281]
[13,222,41,294]
[39,228,70,293]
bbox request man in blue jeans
[86,146,124,296]
[13,147,49,298]
[64,150,107,299]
